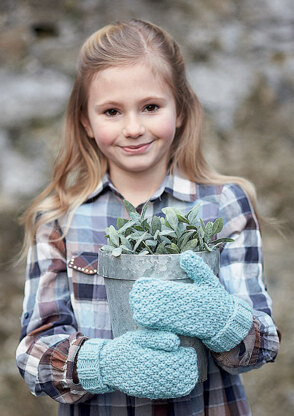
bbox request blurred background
[0,0,293,414]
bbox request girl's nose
[122,114,145,138]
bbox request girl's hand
[129,251,253,352]
[77,329,198,399]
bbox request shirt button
[24,312,29,319]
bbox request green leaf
[186,225,197,231]
[212,217,224,235]
[117,220,136,235]
[140,200,150,220]
[212,238,234,244]
[204,242,213,252]
[155,242,167,254]
[162,207,178,231]
[116,218,128,230]
[142,218,151,232]
[161,223,172,231]
[120,245,133,254]
[187,203,200,224]
[133,231,149,252]
[123,199,137,217]
[179,230,196,250]
[198,223,205,239]
[159,235,172,244]
[166,244,179,254]
[144,239,158,247]
[134,225,145,231]
[151,216,162,234]
[129,211,141,222]
[181,238,199,252]
[159,229,177,238]
[164,218,172,228]
[204,221,213,244]
[173,208,189,223]
[142,242,154,254]
[210,239,233,250]
[112,246,122,257]
[138,250,149,255]
[170,243,180,253]
[100,245,114,252]
[108,225,120,247]
[176,222,186,238]
[128,232,153,246]
[153,229,160,240]
[127,231,145,241]
[120,236,133,250]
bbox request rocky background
[0,0,293,415]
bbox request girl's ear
[80,114,94,138]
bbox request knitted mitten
[129,251,253,352]
[77,329,198,399]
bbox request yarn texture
[77,329,198,399]
[129,251,253,352]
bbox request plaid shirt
[16,168,280,416]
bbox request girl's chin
[114,159,162,175]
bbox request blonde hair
[21,18,258,255]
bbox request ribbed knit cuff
[77,338,113,394]
[203,298,253,353]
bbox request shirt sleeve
[211,183,280,374]
[16,219,91,404]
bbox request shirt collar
[85,167,197,203]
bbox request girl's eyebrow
[95,96,167,109]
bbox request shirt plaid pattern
[16,168,280,415]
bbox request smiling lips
[120,141,153,154]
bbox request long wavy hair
[21,18,258,254]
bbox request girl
[16,19,280,416]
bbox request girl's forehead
[93,56,171,83]
[89,62,171,96]
[93,62,165,82]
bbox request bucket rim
[98,247,220,259]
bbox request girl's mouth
[120,141,153,154]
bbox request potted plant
[98,200,233,383]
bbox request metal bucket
[98,249,220,383]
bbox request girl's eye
[144,104,159,112]
[104,109,119,117]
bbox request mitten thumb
[179,250,216,284]
[124,329,181,352]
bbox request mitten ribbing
[77,338,113,394]
[202,296,253,352]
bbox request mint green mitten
[129,251,253,352]
[77,329,198,399]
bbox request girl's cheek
[93,124,118,145]
[151,115,177,140]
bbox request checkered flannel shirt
[16,168,280,416]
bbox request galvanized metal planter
[98,249,220,383]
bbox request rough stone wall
[0,1,293,415]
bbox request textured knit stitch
[129,251,253,352]
[77,329,198,399]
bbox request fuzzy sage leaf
[102,199,233,256]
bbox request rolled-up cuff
[77,338,113,394]
[203,298,253,353]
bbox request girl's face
[82,62,182,179]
